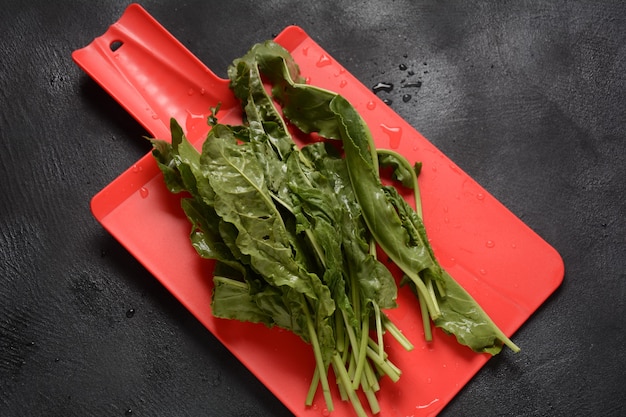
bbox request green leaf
[212,276,275,326]
[434,270,516,354]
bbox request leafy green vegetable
[260,43,520,355]
[150,39,519,417]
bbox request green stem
[417,290,433,342]
[365,346,401,383]
[341,310,360,367]
[405,270,441,320]
[335,311,345,354]
[372,301,384,359]
[302,296,333,412]
[351,316,370,390]
[377,148,423,219]
[363,358,380,392]
[332,353,368,417]
[381,313,414,351]
[305,367,320,406]
[360,370,381,415]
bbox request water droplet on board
[125,409,133,416]
[382,98,393,106]
[302,47,309,56]
[126,308,135,318]
[339,79,347,88]
[185,111,206,133]
[402,94,412,102]
[366,100,376,110]
[131,164,141,173]
[316,54,332,67]
[479,268,487,275]
[334,68,346,77]
[381,124,402,149]
[399,63,407,71]
[200,88,206,95]
[321,408,330,416]
[139,187,149,199]
[151,113,159,120]
[416,398,440,411]
[449,163,462,175]
[187,88,195,96]
[476,192,485,200]
[372,82,394,94]
[485,240,495,248]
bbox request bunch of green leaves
[151,43,414,416]
[150,40,518,417]
[250,40,519,355]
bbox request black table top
[1,1,624,416]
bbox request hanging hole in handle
[110,40,124,52]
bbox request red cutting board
[73,4,564,416]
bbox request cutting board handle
[72,3,233,142]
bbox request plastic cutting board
[72,4,564,416]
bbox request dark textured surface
[1,1,624,416]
